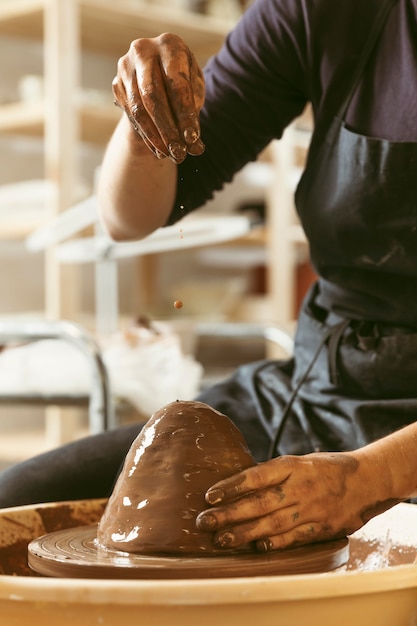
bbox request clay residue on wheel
[0,499,106,576]
[36,499,107,533]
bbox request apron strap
[267,318,351,459]
[306,0,399,156]
[326,0,399,144]
[335,0,399,122]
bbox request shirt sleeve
[168,0,310,225]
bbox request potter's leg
[0,423,143,508]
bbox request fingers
[255,524,325,552]
[198,500,325,552]
[218,519,323,552]
[197,485,305,550]
[197,452,363,552]
[112,34,205,163]
[197,491,332,552]
[133,38,186,161]
[205,457,295,506]
[112,76,167,159]
[198,502,302,549]
[197,485,290,530]
[158,33,205,155]
[114,43,174,159]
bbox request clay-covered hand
[196,452,398,551]
[112,33,205,163]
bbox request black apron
[198,0,417,463]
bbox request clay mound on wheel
[96,399,256,555]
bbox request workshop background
[0,0,314,468]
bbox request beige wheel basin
[0,499,416,626]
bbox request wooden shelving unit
[0,0,234,445]
[0,100,121,143]
[0,0,311,333]
[0,0,231,320]
[0,0,232,58]
[266,109,312,327]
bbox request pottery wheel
[28,526,349,579]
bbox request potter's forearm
[354,421,417,502]
[97,115,177,242]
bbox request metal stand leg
[0,319,115,433]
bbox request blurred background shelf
[0,100,121,144]
[0,0,233,323]
[0,0,312,326]
[0,0,231,60]
[0,0,314,455]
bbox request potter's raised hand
[196,452,396,551]
[112,33,205,163]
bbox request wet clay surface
[28,528,349,579]
[3,399,417,580]
[97,400,256,556]
[25,527,417,579]
[0,499,415,579]
[347,537,417,571]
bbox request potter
[2,0,417,567]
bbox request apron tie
[327,318,351,385]
[267,318,350,459]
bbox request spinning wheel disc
[28,525,349,579]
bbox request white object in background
[0,321,203,417]
[18,74,44,102]
[26,194,251,334]
[26,195,97,252]
[26,197,251,260]
[18,74,111,107]
[0,179,89,214]
[102,322,203,416]
[55,214,251,263]
[54,212,250,334]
